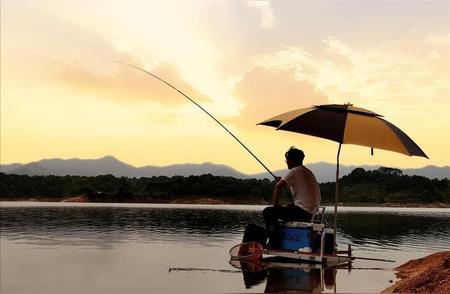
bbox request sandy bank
[170,198,229,204]
[383,251,450,293]
[60,195,90,203]
[1,196,449,207]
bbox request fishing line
[118,62,276,179]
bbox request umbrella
[258,103,428,238]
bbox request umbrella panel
[260,105,427,158]
[343,113,409,155]
[276,108,348,143]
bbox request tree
[377,167,403,176]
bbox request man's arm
[273,178,287,207]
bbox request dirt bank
[60,195,90,203]
[383,251,450,293]
[170,198,229,204]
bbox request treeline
[0,173,274,204]
[321,167,450,204]
[0,167,449,204]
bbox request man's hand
[273,178,286,207]
[274,176,282,183]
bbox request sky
[2,0,450,174]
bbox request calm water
[1,202,449,293]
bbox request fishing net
[229,258,265,273]
[229,242,263,261]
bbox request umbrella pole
[333,143,342,249]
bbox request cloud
[245,1,275,29]
[425,33,450,44]
[51,58,212,106]
[231,66,328,126]
[29,0,241,117]
[251,37,450,117]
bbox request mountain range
[1,156,448,183]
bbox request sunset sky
[2,1,450,174]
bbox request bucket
[278,222,323,252]
[279,226,312,251]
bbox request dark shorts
[263,204,313,224]
[262,204,313,247]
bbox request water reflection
[0,206,259,248]
[1,204,449,252]
[334,212,450,252]
[231,258,336,293]
[1,203,449,293]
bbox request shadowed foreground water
[1,202,449,293]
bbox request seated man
[263,146,321,248]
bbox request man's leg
[285,204,313,222]
[263,206,289,248]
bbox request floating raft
[230,241,353,267]
[263,248,352,266]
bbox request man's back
[282,166,321,215]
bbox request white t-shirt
[282,166,321,214]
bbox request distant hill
[0,156,246,178]
[252,162,450,182]
[402,165,450,180]
[251,162,371,182]
[1,156,448,182]
[0,163,23,173]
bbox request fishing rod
[118,62,276,179]
[332,255,395,262]
[168,267,240,273]
[339,255,395,263]
[168,266,393,273]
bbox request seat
[311,206,326,224]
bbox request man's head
[285,146,305,169]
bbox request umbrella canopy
[258,103,428,244]
[258,104,427,158]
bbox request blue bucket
[278,226,312,251]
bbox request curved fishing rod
[118,62,276,179]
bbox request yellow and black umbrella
[258,103,428,237]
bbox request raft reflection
[231,258,337,293]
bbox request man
[263,146,321,248]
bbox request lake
[1,202,449,293]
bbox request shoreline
[1,196,450,208]
[383,251,450,293]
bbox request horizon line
[1,155,448,175]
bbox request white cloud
[427,50,440,59]
[245,1,275,29]
[251,36,450,119]
[425,33,450,44]
[35,1,241,117]
[232,66,328,126]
